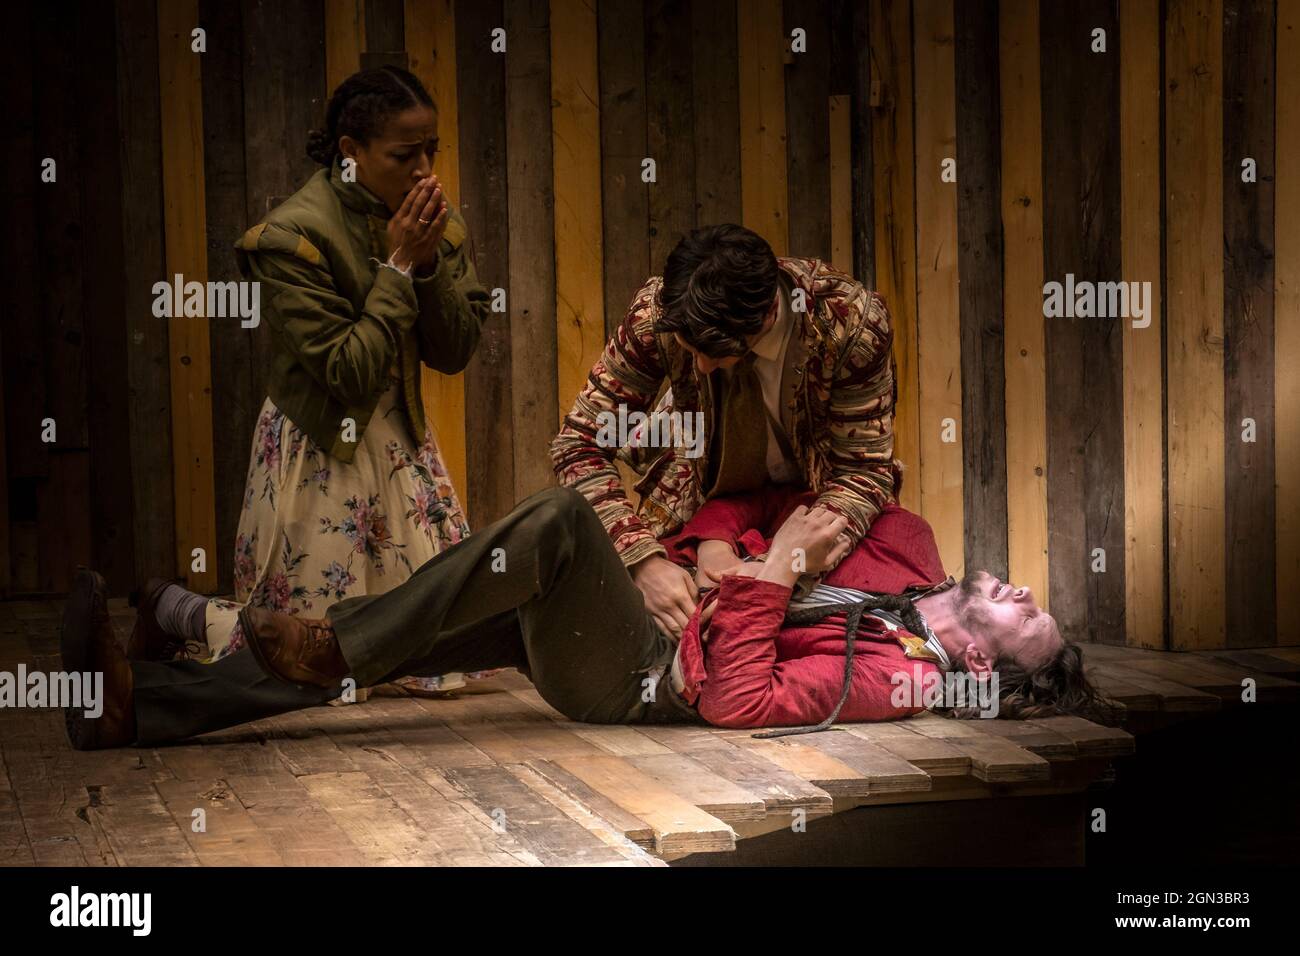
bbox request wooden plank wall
[1120,0,1165,650]
[914,0,964,580]
[157,0,219,594]
[739,0,789,256]
[1040,0,1125,645]
[784,0,832,261]
[1277,0,1300,646]
[2,0,1297,654]
[458,0,514,529]
[408,0,471,510]
[36,2,96,601]
[1166,0,1226,650]
[0,1,144,598]
[999,0,1050,612]
[870,0,919,516]
[202,0,254,597]
[1,5,41,598]
[551,0,605,447]
[504,0,559,500]
[1221,0,1275,649]
[117,0,177,590]
[953,0,1006,587]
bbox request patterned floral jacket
[549,257,902,567]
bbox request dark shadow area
[676,704,1300,867]
[1087,705,1300,866]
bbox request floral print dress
[192,367,475,691]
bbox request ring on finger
[417,216,432,225]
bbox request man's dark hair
[306,66,435,166]
[943,641,1125,726]
[653,224,780,358]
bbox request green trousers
[131,487,699,746]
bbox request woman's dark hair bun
[305,128,335,166]
[305,66,436,167]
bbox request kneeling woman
[131,67,488,689]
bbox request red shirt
[661,486,949,729]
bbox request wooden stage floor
[2,598,1296,867]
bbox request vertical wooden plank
[35,4,90,455]
[413,4,458,320]
[0,338,7,594]
[954,0,1006,584]
[243,0,327,226]
[829,0,854,270]
[645,0,697,271]
[157,0,218,591]
[738,0,789,256]
[79,1,139,594]
[365,0,407,68]
[784,0,831,261]
[117,0,177,588]
[36,456,92,593]
[407,0,470,514]
[1,5,37,592]
[1166,0,1225,650]
[551,0,605,424]
[457,0,513,528]
[869,0,917,513]
[1277,0,1300,644]
[914,0,964,578]
[0,3,44,490]
[847,0,875,289]
[1041,0,1125,643]
[827,0,855,96]
[1120,0,1166,648]
[693,0,742,228]
[595,0,650,509]
[201,0,256,596]
[505,0,558,499]
[326,0,366,92]
[828,94,852,270]
[1222,0,1275,648]
[999,0,1048,610]
[598,0,650,341]
[591,21,646,347]
[35,3,93,593]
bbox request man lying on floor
[60,486,1116,750]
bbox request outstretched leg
[66,488,694,750]
[326,487,684,723]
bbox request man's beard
[945,570,988,671]
[957,569,983,606]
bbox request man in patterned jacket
[550,224,901,640]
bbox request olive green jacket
[233,160,490,462]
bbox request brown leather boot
[61,568,137,750]
[126,577,185,661]
[239,606,349,688]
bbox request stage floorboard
[1,599,1294,866]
